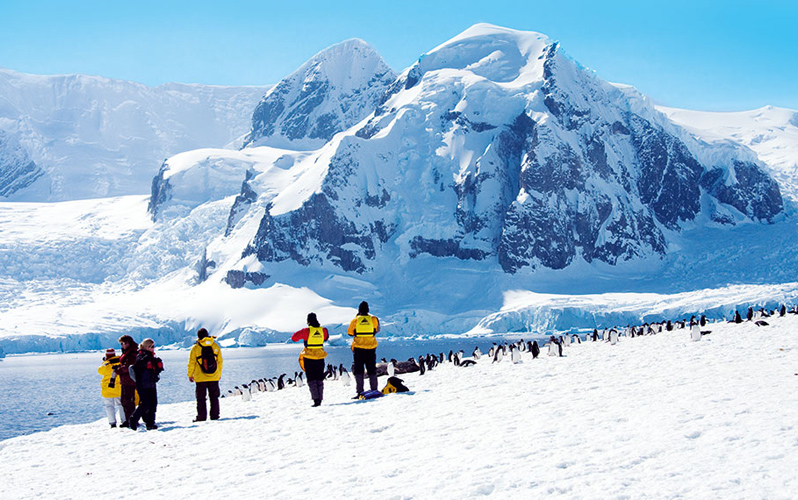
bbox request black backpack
[198,343,217,374]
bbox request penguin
[531,340,540,359]
[277,374,286,390]
[453,352,461,367]
[780,304,787,317]
[418,356,426,375]
[267,378,277,392]
[448,350,454,363]
[250,380,261,392]
[610,329,619,346]
[296,372,305,388]
[563,334,571,347]
[241,384,252,401]
[700,315,707,327]
[510,344,522,364]
[460,359,477,367]
[690,324,702,341]
[573,334,581,344]
[233,386,242,396]
[339,365,351,386]
[492,346,503,363]
[547,336,559,356]
[488,343,496,358]
[747,307,754,321]
[755,320,769,327]
[387,360,396,377]
[734,310,743,324]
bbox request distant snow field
[1,315,796,499]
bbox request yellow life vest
[354,315,375,336]
[307,326,325,348]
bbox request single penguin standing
[531,340,540,359]
[510,345,522,364]
[690,323,702,341]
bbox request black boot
[354,374,365,396]
[312,399,321,407]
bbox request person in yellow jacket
[291,312,329,407]
[187,328,223,421]
[98,348,125,428]
[347,301,380,396]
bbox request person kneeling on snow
[98,348,125,428]
[291,313,329,407]
[188,328,223,421]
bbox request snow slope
[0,68,268,201]
[658,105,798,202]
[2,314,796,499]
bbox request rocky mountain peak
[242,39,397,150]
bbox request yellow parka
[347,314,379,350]
[187,337,223,382]
[98,356,122,398]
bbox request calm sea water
[0,335,546,441]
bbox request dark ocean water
[0,335,546,441]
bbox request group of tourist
[98,301,380,429]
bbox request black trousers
[352,348,377,376]
[195,381,220,421]
[131,387,157,427]
[304,358,325,401]
[120,383,136,420]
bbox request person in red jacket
[291,312,329,407]
[116,335,138,427]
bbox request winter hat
[197,328,209,339]
[105,348,116,359]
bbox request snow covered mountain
[0,129,42,197]
[242,39,397,150]
[0,68,268,201]
[658,105,798,202]
[154,24,782,281]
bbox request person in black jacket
[128,338,163,431]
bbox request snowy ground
[2,315,796,499]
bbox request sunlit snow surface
[1,317,796,498]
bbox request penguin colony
[221,304,796,399]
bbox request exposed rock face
[147,161,171,219]
[243,39,397,150]
[0,131,43,198]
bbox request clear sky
[0,0,795,111]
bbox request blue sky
[0,0,795,111]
